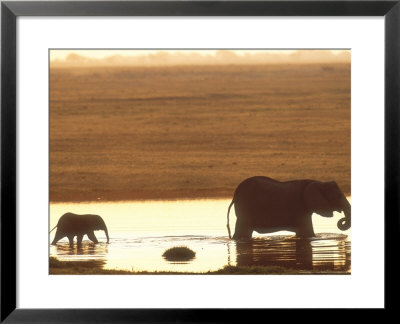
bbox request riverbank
[49,257,348,275]
[50,188,232,203]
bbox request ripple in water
[50,199,351,273]
[50,233,350,273]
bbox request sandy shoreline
[50,187,351,203]
[50,188,234,203]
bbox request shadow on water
[53,242,108,269]
[234,234,351,273]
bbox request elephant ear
[304,182,334,217]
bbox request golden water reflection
[234,235,350,272]
[50,199,351,273]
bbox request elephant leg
[232,218,253,240]
[67,235,74,247]
[87,231,98,244]
[295,214,315,238]
[295,240,313,269]
[77,234,83,247]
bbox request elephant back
[57,213,106,231]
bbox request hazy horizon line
[50,50,350,67]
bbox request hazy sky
[50,49,347,61]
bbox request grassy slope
[50,63,350,202]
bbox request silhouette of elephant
[227,176,351,239]
[50,213,109,247]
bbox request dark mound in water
[162,246,196,262]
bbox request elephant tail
[227,200,234,239]
[49,224,57,234]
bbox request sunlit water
[49,199,351,274]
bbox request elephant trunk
[337,199,351,231]
[103,225,109,243]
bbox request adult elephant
[227,176,351,239]
[50,213,109,247]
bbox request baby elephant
[50,212,109,247]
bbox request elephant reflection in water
[55,241,109,257]
[235,238,351,272]
[235,238,314,270]
[53,244,107,270]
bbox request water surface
[50,199,351,273]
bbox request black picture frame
[1,0,398,322]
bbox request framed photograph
[1,0,398,321]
